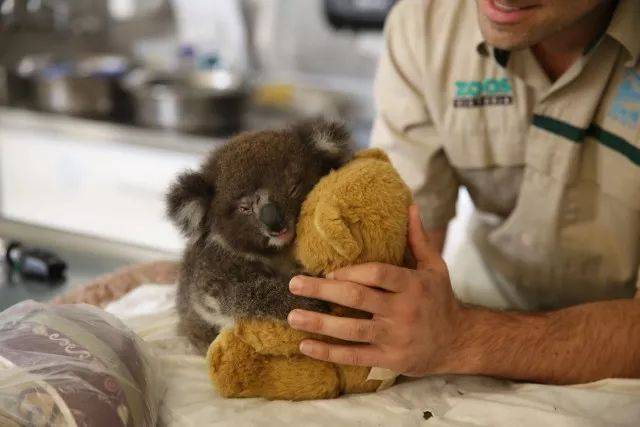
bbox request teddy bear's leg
[208,329,342,400]
[207,328,266,398]
[337,365,382,394]
[234,318,315,356]
[259,355,342,400]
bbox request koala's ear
[294,118,354,169]
[166,170,214,238]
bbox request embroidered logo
[453,78,513,108]
[608,69,640,128]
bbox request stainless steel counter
[0,236,137,311]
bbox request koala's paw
[296,296,331,314]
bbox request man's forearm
[442,298,640,384]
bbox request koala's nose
[259,203,286,234]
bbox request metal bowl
[30,54,133,120]
[0,54,52,107]
[0,66,9,105]
[123,68,250,134]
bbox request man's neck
[530,2,617,82]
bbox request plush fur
[207,148,412,400]
[167,120,353,352]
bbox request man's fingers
[290,276,389,314]
[298,339,384,368]
[288,310,387,343]
[326,263,408,293]
[407,204,440,269]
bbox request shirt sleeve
[369,0,459,229]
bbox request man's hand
[287,204,466,376]
[288,205,640,384]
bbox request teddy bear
[207,148,412,400]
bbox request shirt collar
[606,0,640,67]
[474,0,640,67]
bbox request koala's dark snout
[259,203,287,234]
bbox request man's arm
[446,297,640,384]
[286,205,640,385]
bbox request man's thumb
[407,204,439,269]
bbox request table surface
[0,243,130,311]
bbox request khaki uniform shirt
[370,0,640,310]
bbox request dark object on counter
[0,66,9,105]
[6,241,67,281]
[29,54,133,120]
[324,0,397,31]
[1,54,52,108]
[123,68,249,135]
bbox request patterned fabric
[0,301,161,426]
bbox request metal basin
[0,66,9,105]
[123,68,249,135]
[31,55,133,120]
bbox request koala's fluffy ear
[166,170,214,238]
[294,118,354,169]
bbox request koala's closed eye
[238,203,252,215]
[237,196,254,215]
[288,182,302,197]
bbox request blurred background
[0,0,401,306]
[0,0,476,310]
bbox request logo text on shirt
[453,78,513,108]
[608,69,640,128]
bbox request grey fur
[167,119,353,352]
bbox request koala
[167,120,353,352]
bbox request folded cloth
[51,260,179,308]
[106,284,640,427]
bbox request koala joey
[167,120,353,352]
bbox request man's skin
[286,0,640,385]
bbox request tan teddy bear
[207,148,412,400]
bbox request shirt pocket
[557,139,640,292]
[445,128,527,218]
[583,136,640,211]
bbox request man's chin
[478,18,541,51]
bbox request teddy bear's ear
[314,200,362,262]
[354,148,391,162]
[166,170,214,238]
[294,118,354,170]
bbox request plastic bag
[0,300,162,426]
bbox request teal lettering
[455,81,468,97]
[468,81,482,97]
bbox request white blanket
[105,284,640,427]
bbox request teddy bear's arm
[314,200,362,262]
